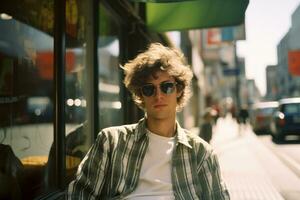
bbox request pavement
[191,114,300,200]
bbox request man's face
[140,71,182,121]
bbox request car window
[256,107,276,115]
[283,103,300,114]
[263,107,276,115]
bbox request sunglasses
[141,81,177,97]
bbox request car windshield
[255,107,276,115]
[262,107,276,115]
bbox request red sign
[206,28,221,46]
[288,50,300,76]
[36,51,75,80]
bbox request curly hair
[123,43,193,111]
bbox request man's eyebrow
[144,79,173,85]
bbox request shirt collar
[135,118,192,149]
[175,121,193,149]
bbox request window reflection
[0,0,124,198]
[65,49,87,124]
[63,0,91,188]
[99,37,123,129]
[0,8,54,199]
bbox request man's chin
[147,112,170,120]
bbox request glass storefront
[0,0,96,198]
[0,0,140,197]
[0,0,125,198]
[0,1,55,198]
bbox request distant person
[238,106,249,124]
[237,106,249,134]
[67,43,229,199]
[199,108,214,143]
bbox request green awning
[135,0,249,32]
[134,0,198,2]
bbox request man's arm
[67,132,110,199]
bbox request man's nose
[154,86,163,99]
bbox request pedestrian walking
[67,43,229,199]
[238,106,249,124]
[237,105,249,135]
[199,108,213,143]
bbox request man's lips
[153,104,167,108]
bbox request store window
[98,4,123,130]
[0,0,94,198]
[0,1,55,199]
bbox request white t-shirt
[124,129,175,200]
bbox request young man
[67,43,230,199]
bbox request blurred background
[0,0,300,199]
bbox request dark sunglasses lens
[160,82,175,94]
[142,85,155,96]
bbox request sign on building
[288,50,300,76]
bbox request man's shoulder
[100,123,138,135]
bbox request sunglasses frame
[140,81,177,97]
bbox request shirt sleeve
[198,150,230,200]
[67,131,110,199]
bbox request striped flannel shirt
[67,118,230,200]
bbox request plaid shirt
[67,118,230,200]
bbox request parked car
[270,97,300,142]
[250,101,278,134]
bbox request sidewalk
[192,114,300,200]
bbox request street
[208,115,300,200]
[258,135,300,178]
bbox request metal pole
[86,0,99,140]
[54,0,66,189]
